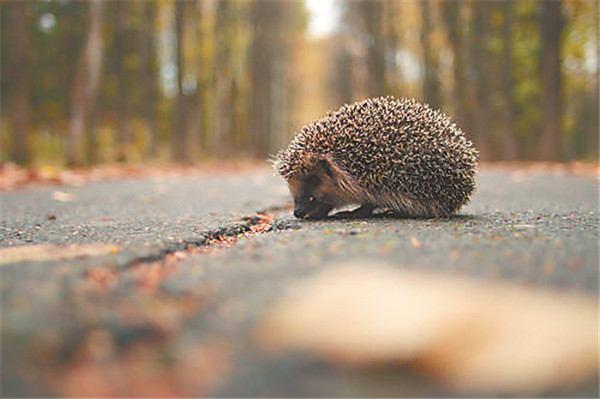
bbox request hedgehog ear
[316,158,334,179]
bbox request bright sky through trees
[306,0,339,39]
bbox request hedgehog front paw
[332,204,376,219]
[297,203,334,220]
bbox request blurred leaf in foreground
[257,261,598,395]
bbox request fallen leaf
[51,191,75,202]
[410,237,422,248]
[257,261,598,395]
[1,243,119,264]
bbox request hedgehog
[273,96,478,220]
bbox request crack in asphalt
[123,207,299,269]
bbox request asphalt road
[1,167,598,397]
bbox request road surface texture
[1,166,598,397]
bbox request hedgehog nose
[294,208,305,219]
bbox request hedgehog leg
[334,203,376,219]
[352,203,376,217]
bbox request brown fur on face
[287,155,360,219]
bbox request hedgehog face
[289,174,334,219]
[288,160,340,220]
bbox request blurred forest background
[1,0,598,167]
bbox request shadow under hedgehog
[273,96,478,220]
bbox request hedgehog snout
[293,208,306,218]
[293,199,314,219]
[293,196,326,220]
[294,198,334,220]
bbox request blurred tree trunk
[383,0,399,95]
[421,0,440,108]
[250,1,284,158]
[181,1,200,161]
[250,1,269,157]
[443,1,469,129]
[141,0,159,160]
[472,1,492,160]
[114,1,129,163]
[215,0,233,157]
[184,1,203,160]
[86,109,100,165]
[539,0,562,160]
[194,0,207,158]
[68,0,104,167]
[9,1,29,165]
[271,55,286,153]
[172,0,189,162]
[361,0,385,97]
[589,0,600,159]
[331,41,354,105]
[230,75,242,155]
[500,1,519,160]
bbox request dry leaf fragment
[256,262,598,395]
[1,243,119,264]
[410,237,422,248]
[51,191,75,202]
